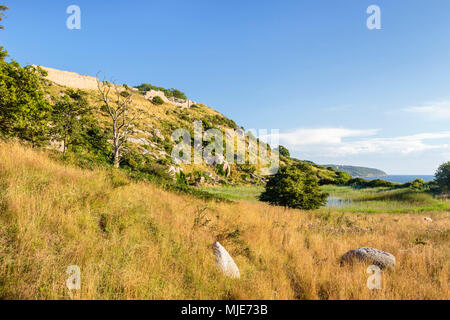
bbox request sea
[363,175,435,183]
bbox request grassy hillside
[43,78,342,186]
[0,141,448,299]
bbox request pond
[326,196,354,208]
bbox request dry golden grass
[0,141,448,300]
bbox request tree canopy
[260,163,328,210]
[0,5,8,29]
[435,162,450,193]
[0,61,52,146]
[0,5,9,60]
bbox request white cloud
[404,101,450,120]
[261,128,450,158]
[272,128,379,146]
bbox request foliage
[135,83,187,100]
[238,163,256,174]
[334,171,352,185]
[0,61,52,146]
[435,162,450,193]
[176,170,188,186]
[170,88,187,100]
[0,4,8,30]
[51,89,92,153]
[347,177,399,188]
[260,164,327,210]
[277,145,290,157]
[404,178,426,191]
[151,96,164,105]
[0,47,6,61]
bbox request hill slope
[323,165,388,178]
[41,67,342,185]
[0,142,448,299]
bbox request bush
[347,177,398,188]
[404,178,426,191]
[260,164,327,210]
[435,162,450,193]
[277,145,290,158]
[367,179,397,188]
[152,96,164,105]
[335,171,352,185]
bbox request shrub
[238,163,256,174]
[404,178,426,191]
[277,145,290,158]
[435,162,450,193]
[260,164,327,210]
[367,179,397,188]
[152,96,164,105]
[335,171,352,185]
[176,171,187,186]
[347,177,398,188]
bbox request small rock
[205,172,214,179]
[341,247,396,269]
[168,166,183,176]
[424,217,433,222]
[154,129,165,141]
[213,242,240,279]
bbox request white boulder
[213,242,240,279]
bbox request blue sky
[2,0,450,174]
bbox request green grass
[321,185,450,213]
[197,185,264,202]
[198,184,450,213]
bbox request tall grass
[0,142,448,299]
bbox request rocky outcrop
[144,89,197,108]
[341,247,396,269]
[213,242,240,279]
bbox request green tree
[0,4,8,29]
[0,61,52,146]
[51,89,91,154]
[170,88,187,100]
[277,145,290,158]
[0,5,9,61]
[435,162,450,193]
[260,163,328,210]
[335,171,352,185]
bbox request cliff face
[38,66,99,90]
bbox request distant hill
[323,165,387,178]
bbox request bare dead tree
[97,77,141,168]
